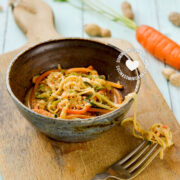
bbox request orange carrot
[87,65,94,70]
[98,88,106,94]
[88,108,110,114]
[33,109,53,117]
[65,114,94,119]
[136,25,180,70]
[65,67,93,74]
[113,88,123,104]
[67,105,91,114]
[30,69,59,108]
[106,81,123,89]
[32,75,39,83]
[163,125,168,129]
[58,105,91,115]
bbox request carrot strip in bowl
[33,109,53,118]
[106,81,123,89]
[65,114,95,119]
[58,104,91,115]
[87,108,110,114]
[30,69,59,108]
[113,88,123,104]
[32,75,39,83]
[65,67,93,74]
[87,65,94,70]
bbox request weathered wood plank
[156,0,180,122]
[3,5,26,53]
[45,0,83,37]
[3,0,83,53]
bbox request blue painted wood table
[0,0,179,123]
[0,1,180,180]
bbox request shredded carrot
[65,67,93,74]
[98,89,106,95]
[33,109,53,117]
[65,114,94,119]
[87,65,94,70]
[88,108,110,114]
[113,88,123,104]
[30,69,59,108]
[32,75,39,83]
[58,105,91,115]
[163,125,168,129]
[107,81,123,89]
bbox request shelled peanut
[162,68,180,86]
[121,1,134,20]
[0,5,3,11]
[169,12,180,26]
[84,24,111,37]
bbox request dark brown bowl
[6,38,140,142]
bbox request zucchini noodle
[121,93,173,159]
[27,65,124,119]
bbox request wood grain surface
[0,0,180,179]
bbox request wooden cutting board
[0,0,180,179]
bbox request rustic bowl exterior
[7,38,140,142]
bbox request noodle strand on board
[121,93,173,159]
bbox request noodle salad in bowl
[27,65,124,119]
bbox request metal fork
[92,141,162,180]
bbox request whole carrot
[136,25,180,70]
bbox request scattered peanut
[0,5,3,11]
[84,24,101,37]
[169,12,180,26]
[121,1,134,20]
[84,24,111,37]
[162,68,180,87]
[169,73,180,87]
[162,68,176,80]
[100,28,111,37]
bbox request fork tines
[113,141,162,176]
[92,141,162,180]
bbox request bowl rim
[6,38,141,123]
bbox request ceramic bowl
[6,38,140,142]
